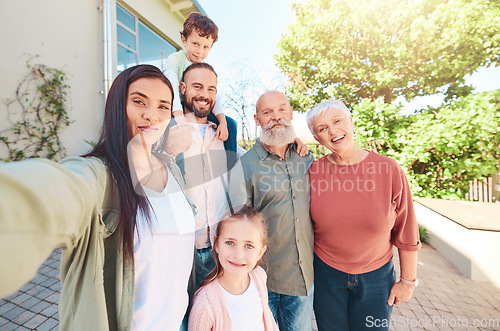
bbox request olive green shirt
[0,154,196,330]
[229,139,314,296]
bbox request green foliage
[276,0,500,109]
[306,142,328,160]
[399,91,500,198]
[419,225,430,243]
[352,91,500,199]
[352,100,412,157]
[238,138,256,152]
[0,59,71,161]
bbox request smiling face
[312,107,356,156]
[254,91,293,129]
[214,218,266,281]
[181,30,214,64]
[180,67,217,121]
[254,91,296,146]
[126,77,172,146]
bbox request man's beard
[184,96,214,118]
[260,119,296,146]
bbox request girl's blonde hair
[196,205,268,291]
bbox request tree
[352,90,500,199]
[220,62,288,147]
[276,0,500,110]
[220,63,263,145]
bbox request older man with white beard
[229,90,315,331]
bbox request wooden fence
[466,177,494,203]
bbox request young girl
[188,206,279,331]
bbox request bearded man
[229,90,315,331]
[176,63,230,290]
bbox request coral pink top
[309,152,421,274]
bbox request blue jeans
[313,254,396,331]
[268,284,314,331]
[194,246,216,291]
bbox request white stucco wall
[0,0,104,157]
[415,202,500,287]
[0,0,185,158]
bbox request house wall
[0,0,104,157]
[0,0,185,158]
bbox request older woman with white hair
[306,100,421,331]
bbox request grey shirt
[229,139,314,296]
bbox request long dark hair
[197,205,268,292]
[84,64,174,259]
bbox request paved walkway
[1,244,500,330]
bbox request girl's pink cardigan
[188,266,279,331]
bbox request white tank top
[132,166,195,330]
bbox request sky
[196,0,500,141]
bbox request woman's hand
[165,124,194,157]
[387,281,415,306]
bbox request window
[116,4,177,73]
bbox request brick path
[0,250,60,331]
[390,245,500,331]
[1,244,500,330]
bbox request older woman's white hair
[306,100,352,137]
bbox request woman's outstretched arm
[0,157,107,298]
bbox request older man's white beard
[259,119,296,146]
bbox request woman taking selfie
[0,65,196,330]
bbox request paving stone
[17,283,35,294]
[23,314,48,329]
[408,303,426,314]
[17,297,41,311]
[7,294,31,306]
[2,306,26,321]
[0,301,16,315]
[27,300,51,314]
[45,269,59,278]
[44,293,59,304]
[41,277,59,288]
[432,301,451,313]
[40,304,58,318]
[33,288,54,301]
[10,310,35,325]
[14,326,31,331]
[30,274,50,285]
[35,317,58,331]
[49,282,61,292]
[0,316,9,328]
[399,307,418,320]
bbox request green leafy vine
[0,59,71,162]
